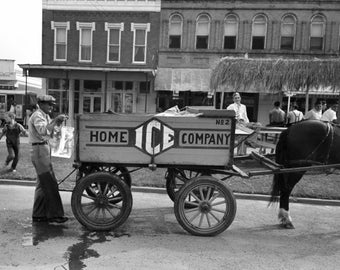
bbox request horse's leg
[278,172,304,229]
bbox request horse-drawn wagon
[70,110,340,236]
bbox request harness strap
[304,122,334,164]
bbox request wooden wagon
[70,110,340,236]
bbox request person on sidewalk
[304,100,323,120]
[0,112,28,172]
[321,102,338,124]
[268,101,285,127]
[286,103,304,126]
[28,95,69,224]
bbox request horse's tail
[269,129,288,205]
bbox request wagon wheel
[77,165,132,187]
[71,172,132,231]
[174,176,237,236]
[165,168,210,202]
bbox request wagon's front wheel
[174,176,236,236]
[71,172,132,231]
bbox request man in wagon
[28,95,69,223]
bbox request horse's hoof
[280,222,295,229]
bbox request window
[251,15,267,50]
[131,23,150,64]
[224,14,238,49]
[105,23,124,63]
[76,22,95,62]
[169,14,183,49]
[51,22,70,61]
[281,15,296,50]
[111,81,134,113]
[196,14,210,49]
[310,15,325,51]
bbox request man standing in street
[268,101,285,127]
[28,95,68,223]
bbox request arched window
[196,14,210,49]
[281,15,296,50]
[251,14,267,50]
[310,15,325,51]
[224,14,238,49]
[169,14,183,49]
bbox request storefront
[20,65,156,126]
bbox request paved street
[0,185,339,270]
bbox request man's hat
[37,95,56,105]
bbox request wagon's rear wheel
[174,176,236,236]
[71,172,132,231]
[165,168,210,202]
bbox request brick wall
[42,10,160,69]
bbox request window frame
[76,22,96,62]
[168,13,183,49]
[280,14,296,50]
[105,22,124,63]
[51,21,70,61]
[251,14,267,50]
[223,14,239,50]
[131,23,150,64]
[195,14,211,50]
[309,14,326,51]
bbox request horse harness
[304,122,334,165]
[289,122,335,166]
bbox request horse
[269,120,340,229]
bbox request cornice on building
[161,0,340,10]
[43,0,161,12]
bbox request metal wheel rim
[177,182,233,234]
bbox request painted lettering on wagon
[179,131,230,147]
[89,129,129,145]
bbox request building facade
[21,0,340,125]
[156,0,340,123]
[21,0,160,124]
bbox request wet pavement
[0,185,339,270]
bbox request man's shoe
[48,217,68,223]
[32,217,48,222]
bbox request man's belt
[32,141,48,146]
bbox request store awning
[155,68,212,92]
[19,64,155,80]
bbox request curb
[1,179,340,207]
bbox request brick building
[21,0,160,124]
[156,0,340,123]
[21,0,340,125]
